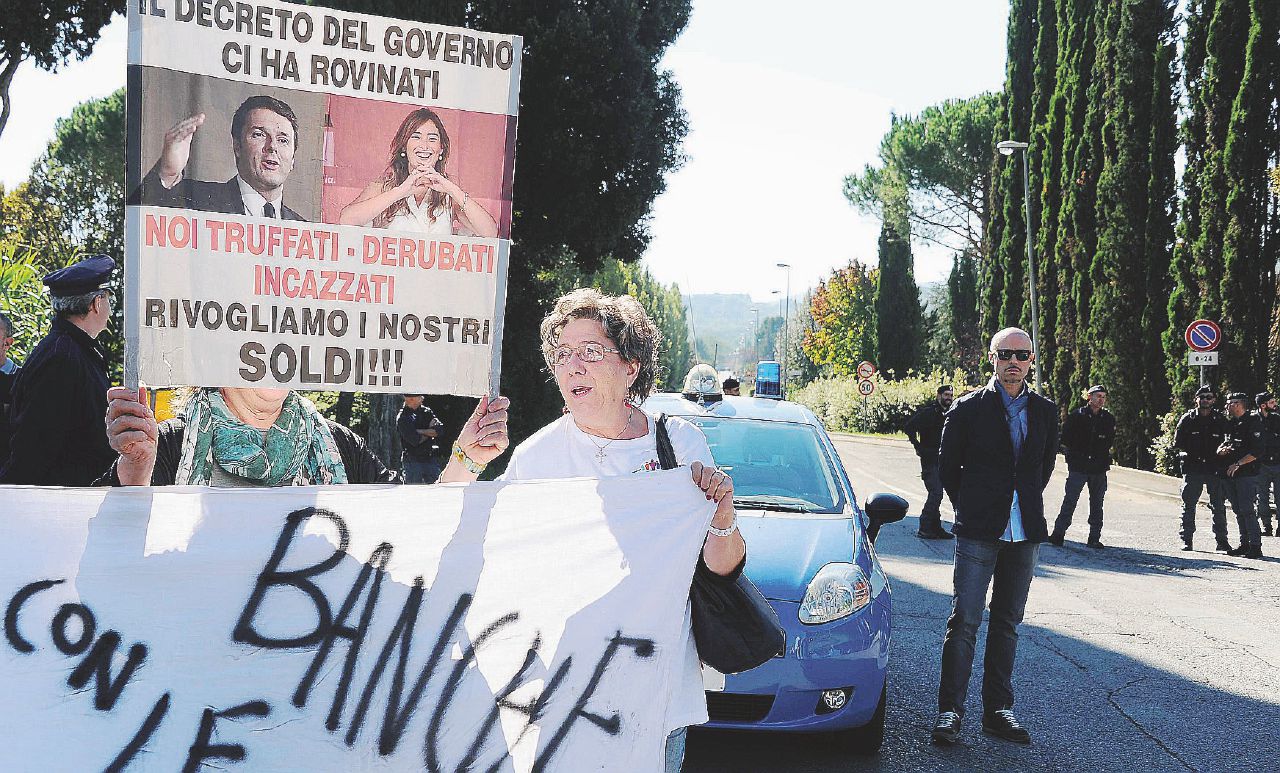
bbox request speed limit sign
[857,379,875,397]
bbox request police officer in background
[397,393,445,483]
[1050,385,1116,548]
[0,256,116,485]
[1253,391,1280,538]
[1219,392,1264,558]
[0,311,20,465]
[1172,386,1231,552]
[905,384,955,539]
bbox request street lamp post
[776,263,792,392]
[997,139,1042,394]
[750,307,760,365]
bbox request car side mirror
[864,492,908,543]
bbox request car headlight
[799,563,871,625]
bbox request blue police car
[643,370,905,752]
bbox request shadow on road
[684,518,1280,773]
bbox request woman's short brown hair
[540,288,661,402]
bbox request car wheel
[837,678,887,754]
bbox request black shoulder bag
[657,414,785,674]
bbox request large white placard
[0,471,712,771]
[125,0,522,396]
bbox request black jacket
[1254,410,1280,465]
[1173,409,1229,475]
[96,415,397,485]
[939,380,1060,542]
[131,168,307,220]
[904,401,946,464]
[398,404,445,463]
[1221,412,1264,477]
[0,318,114,486]
[1060,404,1116,473]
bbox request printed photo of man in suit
[132,95,307,221]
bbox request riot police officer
[1253,391,1280,537]
[0,256,117,486]
[1172,386,1231,552]
[1220,392,1264,558]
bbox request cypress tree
[948,251,982,377]
[1218,0,1279,390]
[982,0,1037,335]
[875,210,923,377]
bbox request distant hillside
[685,293,778,373]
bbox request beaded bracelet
[452,441,486,474]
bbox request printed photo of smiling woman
[337,108,498,238]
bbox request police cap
[1087,385,1106,395]
[42,255,115,297]
[1256,392,1274,406]
[1195,385,1217,398]
[1225,392,1249,403]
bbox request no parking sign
[1184,319,1221,352]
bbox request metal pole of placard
[487,242,511,399]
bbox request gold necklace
[583,405,635,462]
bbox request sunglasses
[993,349,1033,362]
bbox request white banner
[0,472,712,771]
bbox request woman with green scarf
[100,386,509,486]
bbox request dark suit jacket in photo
[938,379,1060,542]
[130,168,307,221]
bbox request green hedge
[791,369,973,435]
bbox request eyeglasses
[546,342,620,367]
[994,349,1033,362]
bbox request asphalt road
[685,434,1280,773]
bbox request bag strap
[656,413,679,470]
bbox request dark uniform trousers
[1054,471,1107,541]
[1181,473,1229,543]
[1257,463,1280,532]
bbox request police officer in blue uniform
[0,256,117,486]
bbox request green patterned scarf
[175,389,348,486]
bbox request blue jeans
[938,537,1039,716]
[1180,473,1228,542]
[664,726,687,772]
[1053,470,1107,540]
[402,458,442,484]
[919,462,945,532]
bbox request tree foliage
[874,216,923,377]
[803,259,878,377]
[844,94,1000,256]
[0,1,123,137]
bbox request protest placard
[124,0,522,396]
[0,470,712,771]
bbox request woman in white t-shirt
[497,288,746,772]
[338,108,499,238]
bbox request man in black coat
[1050,384,1116,548]
[932,327,1059,747]
[0,256,117,486]
[1173,386,1231,552]
[130,95,307,221]
[397,394,446,484]
[905,384,955,539]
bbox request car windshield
[682,417,846,514]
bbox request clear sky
[0,1,1009,301]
